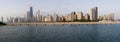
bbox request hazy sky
[0,0,120,21]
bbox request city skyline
[6,6,115,23]
[0,0,120,22]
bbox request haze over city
[0,0,120,21]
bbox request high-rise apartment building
[36,10,42,22]
[71,11,76,21]
[84,14,90,20]
[53,13,59,22]
[77,11,83,20]
[27,11,30,22]
[90,7,98,21]
[66,12,76,22]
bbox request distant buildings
[53,13,59,22]
[101,13,114,21]
[35,10,42,22]
[27,6,34,22]
[30,7,33,18]
[77,11,83,20]
[98,16,103,20]
[71,12,76,21]
[60,16,65,22]
[27,11,30,21]
[45,14,53,22]
[106,13,114,21]
[1,17,3,22]
[90,7,98,21]
[84,14,90,20]
[7,6,115,23]
[64,12,76,22]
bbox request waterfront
[7,22,120,26]
[0,24,120,42]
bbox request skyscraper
[26,6,34,22]
[90,7,98,21]
[30,6,33,18]
[36,10,42,22]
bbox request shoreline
[7,22,120,26]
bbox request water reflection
[0,24,119,42]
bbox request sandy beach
[7,22,120,26]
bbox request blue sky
[0,0,120,21]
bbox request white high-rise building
[77,11,83,20]
[68,11,76,21]
[27,11,30,22]
[53,13,59,22]
[36,10,42,22]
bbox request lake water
[0,24,120,42]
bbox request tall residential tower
[77,11,83,20]
[90,7,98,21]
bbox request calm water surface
[0,24,120,42]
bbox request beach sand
[7,22,120,26]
